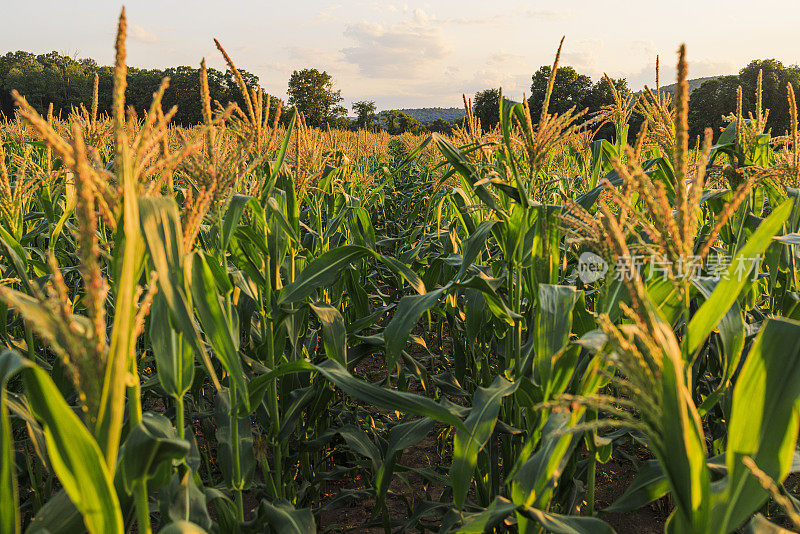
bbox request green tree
[528,65,592,119]
[0,50,278,125]
[352,100,377,129]
[473,88,501,129]
[287,68,346,127]
[581,77,629,112]
[687,75,741,139]
[427,117,453,134]
[582,77,630,141]
[398,112,424,134]
[380,110,425,135]
[738,59,800,135]
[687,60,800,139]
[472,89,517,129]
[380,109,400,133]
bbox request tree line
[2,50,798,140]
[687,59,800,138]
[0,51,271,126]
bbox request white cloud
[622,56,737,91]
[285,45,341,67]
[441,8,573,26]
[342,21,451,78]
[315,4,343,22]
[129,23,159,44]
[560,39,605,76]
[412,8,430,25]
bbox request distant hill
[384,78,723,124]
[393,107,466,122]
[639,76,720,97]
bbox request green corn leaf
[713,318,800,532]
[603,460,670,514]
[453,219,496,282]
[279,245,371,304]
[510,411,582,511]
[309,301,347,366]
[534,284,577,392]
[432,133,506,218]
[384,288,446,367]
[1,351,124,534]
[337,424,382,471]
[160,469,211,529]
[150,293,194,399]
[190,253,248,411]
[117,413,190,495]
[0,351,23,534]
[49,205,74,255]
[455,272,520,325]
[314,359,467,432]
[0,224,31,292]
[213,389,255,490]
[519,506,616,534]
[139,197,218,392]
[653,322,710,533]
[686,199,793,354]
[691,278,745,415]
[221,194,252,252]
[256,499,316,534]
[456,496,518,533]
[451,376,518,509]
[375,253,426,295]
[158,521,208,534]
[348,206,376,249]
[263,195,300,245]
[374,417,435,514]
[26,490,89,533]
[247,360,316,410]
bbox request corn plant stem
[129,384,142,425]
[476,450,490,506]
[216,208,246,519]
[511,264,524,435]
[266,319,282,498]
[133,481,152,534]
[23,443,42,512]
[251,283,280,500]
[501,434,513,480]
[681,279,695,378]
[586,409,598,516]
[262,210,283,498]
[24,322,35,362]
[261,450,279,498]
[175,394,185,440]
[230,381,245,521]
[508,263,523,373]
[175,332,186,440]
[586,453,597,516]
[129,380,152,534]
[489,433,500,499]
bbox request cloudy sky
[2,1,799,111]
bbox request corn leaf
[686,199,793,354]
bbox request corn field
[3,9,800,534]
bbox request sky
[2,0,800,112]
